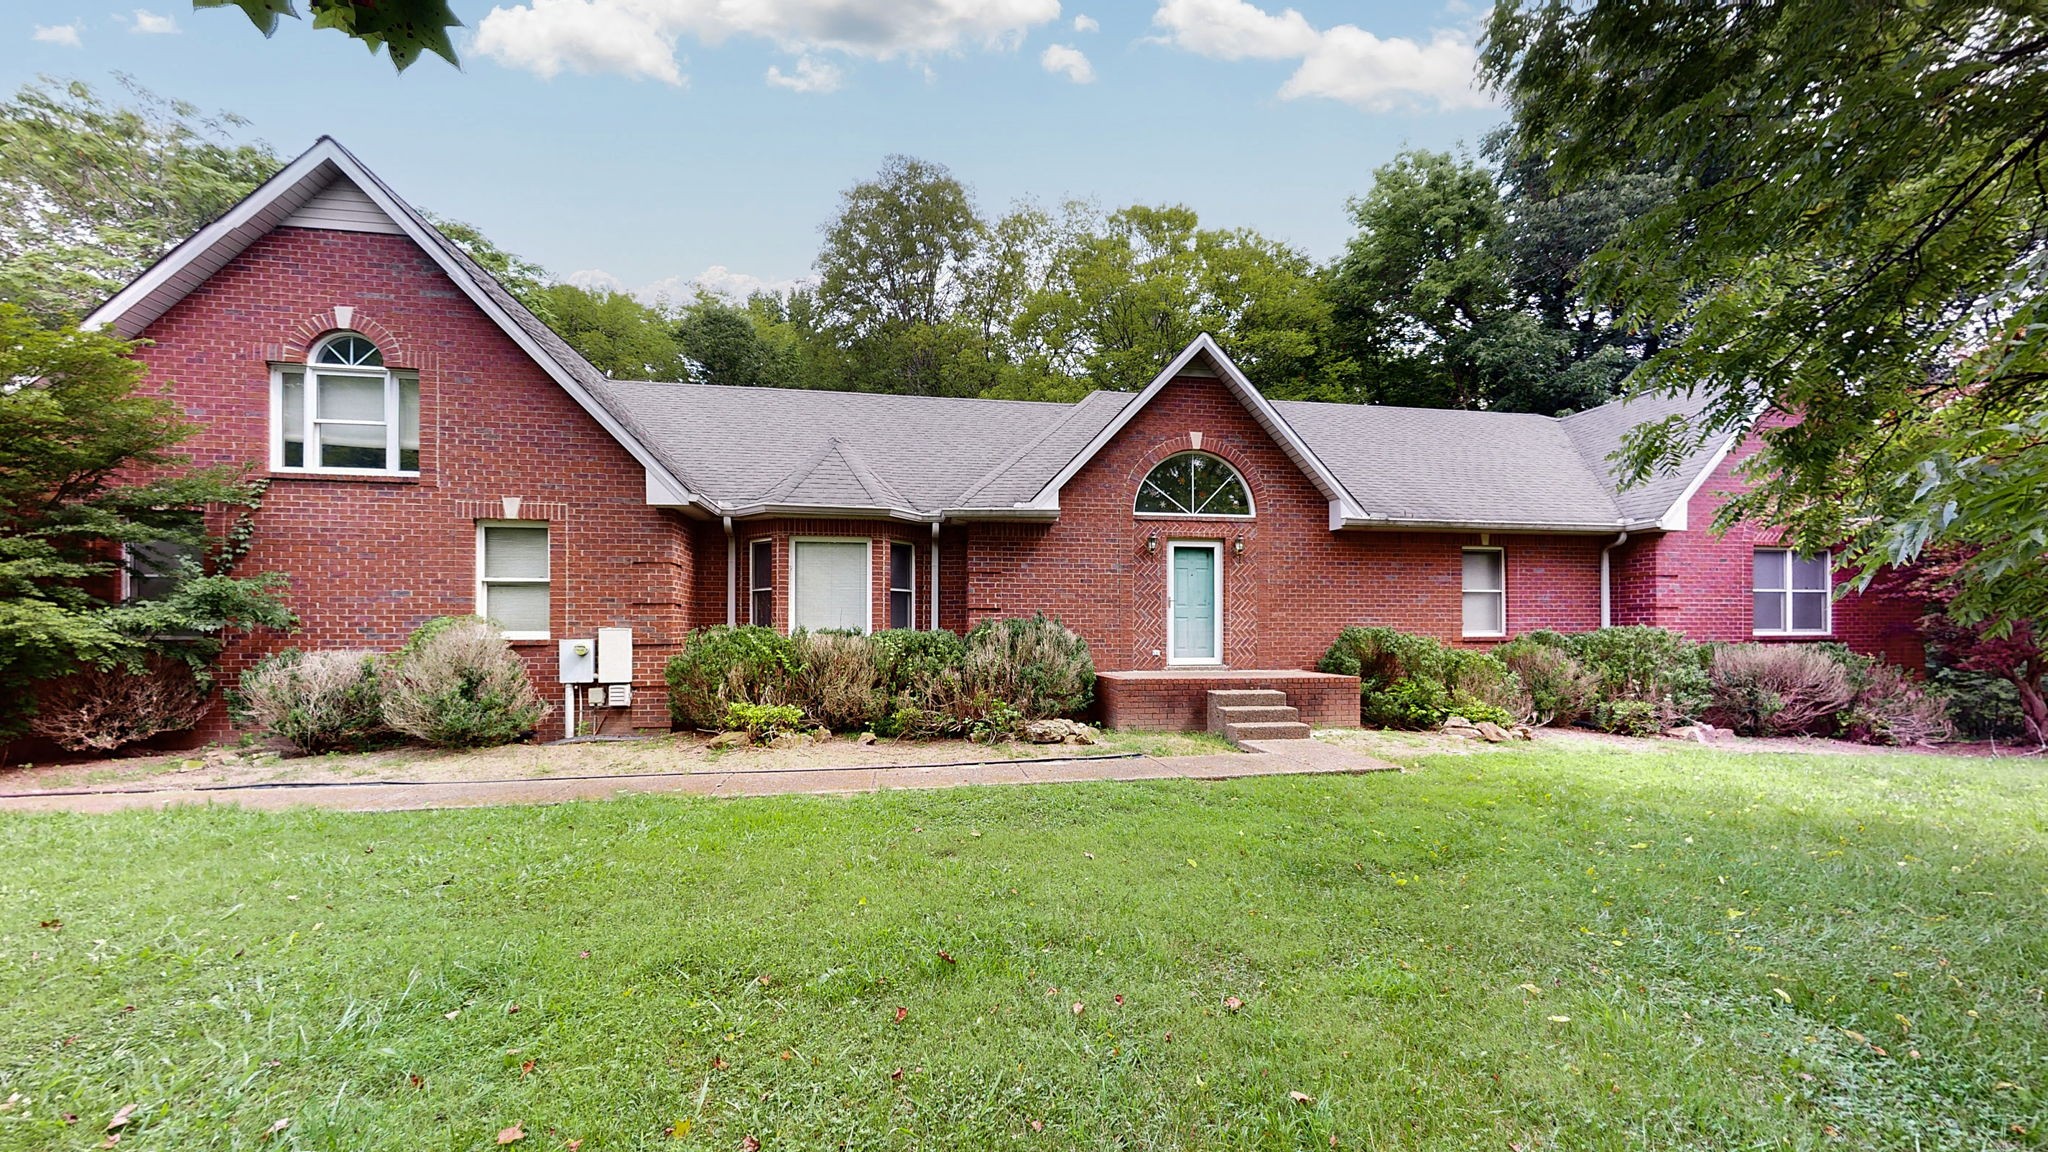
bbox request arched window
[274,333,419,474]
[1135,452,1252,516]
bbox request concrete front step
[1206,688,1289,708]
[1224,720,1314,742]
[1214,704,1299,725]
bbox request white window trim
[477,520,551,641]
[1461,546,1507,639]
[888,540,917,631]
[271,334,419,477]
[1753,547,1833,637]
[748,538,774,627]
[1133,454,1256,519]
[1165,539,1225,666]
[789,536,873,636]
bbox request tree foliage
[1482,0,2048,628]
[196,0,460,70]
[0,306,295,740]
[0,78,278,324]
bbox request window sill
[266,470,422,485]
[1134,513,1256,521]
[1752,631,1833,640]
[1462,633,1506,641]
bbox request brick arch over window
[1122,434,1268,517]
[275,308,412,367]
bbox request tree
[0,78,279,324]
[196,0,460,70]
[0,306,294,741]
[1482,1,2048,629]
[1879,551,2045,746]
[534,283,688,381]
[813,155,992,397]
[674,292,802,389]
[425,213,559,329]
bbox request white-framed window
[748,538,773,627]
[123,538,203,603]
[888,541,915,630]
[477,521,551,640]
[790,538,871,634]
[1462,547,1506,637]
[273,333,419,475]
[1135,452,1253,517]
[1754,548,1830,635]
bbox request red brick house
[85,139,1924,738]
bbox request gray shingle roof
[1561,389,1738,526]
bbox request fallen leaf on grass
[40,919,60,930]
[408,1074,424,1089]
[444,1010,460,1020]
[496,1122,525,1144]
[507,1004,520,1015]
[262,1118,289,1139]
[894,1006,908,1023]
[711,1056,729,1070]
[1289,1091,1314,1105]
[937,950,955,965]
[106,1104,137,1132]
[519,1060,535,1078]
[1515,983,1542,996]
[889,1067,904,1082]
[741,1136,761,1151]
[1029,1119,1044,1132]
[1223,997,1244,1012]
[1071,1002,1085,1017]
[566,1141,583,1151]
[1547,1015,1572,1024]
[100,1137,118,1149]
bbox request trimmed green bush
[1497,636,1599,727]
[872,628,967,698]
[1564,626,1711,731]
[665,626,799,730]
[722,701,808,741]
[962,614,1095,720]
[233,648,389,754]
[1703,643,1854,736]
[1317,626,1520,729]
[381,616,547,748]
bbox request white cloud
[569,265,810,304]
[1150,0,1490,111]
[129,9,179,33]
[1040,43,1095,84]
[32,23,83,47]
[766,54,844,92]
[1072,14,1098,33]
[476,0,1061,85]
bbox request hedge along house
[88,138,1926,741]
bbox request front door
[1167,542,1221,664]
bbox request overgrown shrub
[1704,643,1855,736]
[1317,627,1520,729]
[1564,627,1711,731]
[788,629,886,731]
[665,626,799,730]
[962,614,1095,720]
[1933,666,2030,741]
[1842,663,1955,746]
[234,649,388,753]
[1497,636,1599,727]
[722,702,808,741]
[28,656,210,752]
[1595,699,1663,737]
[381,616,547,748]
[872,628,966,698]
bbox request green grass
[0,744,2042,1150]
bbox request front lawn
[1,744,2041,1150]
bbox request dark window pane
[1791,553,1829,592]
[1753,550,1783,591]
[1791,591,1827,632]
[751,589,772,626]
[399,447,419,471]
[283,440,304,468]
[889,590,912,630]
[1136,452,1249,516]
[1754,591,1785,632]
[890,542,913,590]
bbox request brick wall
[1097,671,1359,731]
[131,226,693,740]
[959,373,1612,671]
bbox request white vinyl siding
[1462,548,1506,637]
[1754,549,1830,635]
[279,177,405,234]
[791,539,871,633]
[479,522,551,639]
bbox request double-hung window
[888,542,915,630]
[790,538,870,633]
[275,333,419,475]
[124,539,203,602]
[1754,549,1830,635]
[749,539,773,626]
[478,522,551,640]
[1462,548,1506,637]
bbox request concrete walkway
[0,739,1396,815]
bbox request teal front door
[1168,543,1220,663]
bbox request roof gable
[82,137,699,510]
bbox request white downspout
[1599,530,1629,628]
[723,516,736,627]
[929,521,940,631]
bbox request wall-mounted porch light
[1233,534,1245,555]
[1145,531,1158,554]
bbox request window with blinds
[1462,548,1506,637]
[888,541,915,630]
[749,539,773,626]
[479,522,550,639]
[792,539,870,633]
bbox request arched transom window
[273,332,418,475]
[1135,452,1252,517]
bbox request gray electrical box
[558,638,596,684]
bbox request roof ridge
[761,437,846,504]
[830,438,910,510]
[954,390,1120,506]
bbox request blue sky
[10,0,1506,300]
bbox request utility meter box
[596,627,634,684]
[558,638,597,684]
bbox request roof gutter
[1333,516,1630,534]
